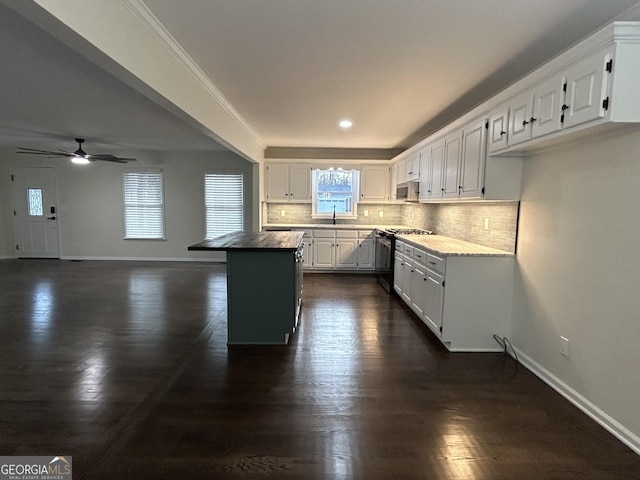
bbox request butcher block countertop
[397,234,514,257]
[188,231,304,251]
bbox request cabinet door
[443,130,462,198]
[360,165,390,202]
[459,118,487,199]
[418,145,431,201]
[407,153,420,181]
[429,139,445,199]
[508,91,534,145]
[488,107,509,153]
[401,257,413,305]
[335,238,358,269]
[563,48,611,129]
[424,269,444,336]
[288,163,311,201]
[393,251,404,295]
[531,73,565,138]
[398,158,408,184]
[410,262,426,318]
[357,239,374,270]
[265,163,290,201]
[313,238,334,268]
[391,163,398,201]
[302,240,313,268]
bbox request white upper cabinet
[562,47,612,129]
[531,73,565,138]
[265,162,311,202]
[428,138,445,199]
[418,146,431,201]
[459,118,487,198]
[390,162,398,201]
[406,152,420,181]
[443,130,462,198]
[360,164,390,203]
[487,23,640,155]
[487,107,509,153]
[507,91,534,146]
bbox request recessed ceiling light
[339,119,353,129]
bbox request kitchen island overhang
[189,231,305,345]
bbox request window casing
[205,173,244,239]
[312,168,359,219]
[123,169,165,240]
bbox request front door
[11,167,60,258]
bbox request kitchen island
[188,231,304,345]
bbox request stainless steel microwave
[396,181,419,202]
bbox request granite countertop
[397,234,514,257]
[188,231,304,251]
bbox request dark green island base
[188,231,304,345]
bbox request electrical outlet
[484,217,490,230]
[379,210,384,218]
[560,336,570,356]
[280,209,286,217]
[364,209,369,217]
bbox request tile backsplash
[264,201,519,253]
[402,202,519,252]
[265,203,403,226]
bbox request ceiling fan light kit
[17,138,136,164]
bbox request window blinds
[205,173,244,239]
[123,170,165,239]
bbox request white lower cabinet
[395,239,514,352]
[312,231,335,268]
[310,229,375,270]
[423,266,444,335]
[335,231,358,269]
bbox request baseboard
[59,255,226,263]
[515,347,640,456]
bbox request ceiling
[1,0,639,158]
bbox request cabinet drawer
[358,230,373,238]
[402,243,414,256]
[313,229,335,238]
[426,253,445,274]
[336,230,358,238]
[413,248,427,265]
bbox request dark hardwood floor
[0,259,638,479]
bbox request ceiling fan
[17,138,136,164]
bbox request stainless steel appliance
[376,227,433,293]
[396,181,420,202]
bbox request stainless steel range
[376,227,433,293]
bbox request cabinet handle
[500,130,506,136]
[562,104,569,111]
[522,120,529,126]
[530,117,537,123]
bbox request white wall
[0,148,254,261]
[0,154,12,258]
[512,128,640,450]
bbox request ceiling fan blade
[91,154,137,163]
[17,147,73,157]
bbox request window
[312,168,359,218]
[205,173,244,239]
[123,169,165,239]
[28,188,43,216]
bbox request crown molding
[120,0,261,142]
